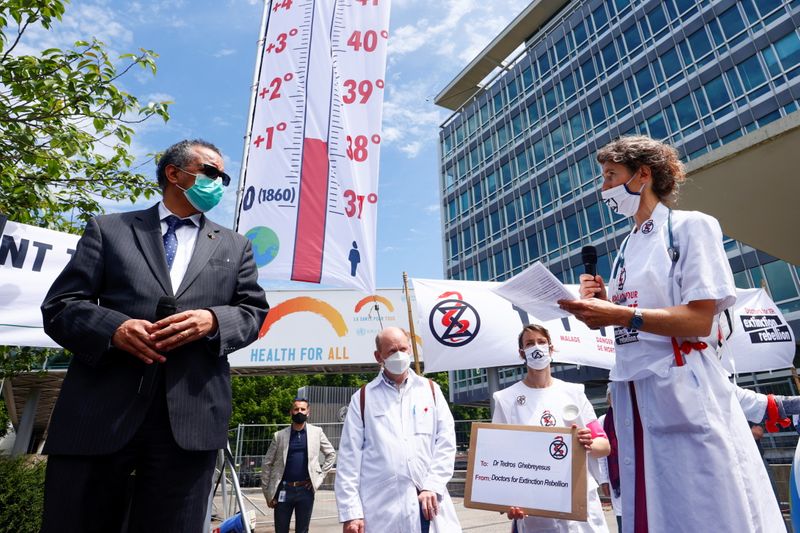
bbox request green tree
[0,455,47,532]
[428,371,489,420]
[231,372,487,428]
[231,373,371,426]
[0,0,170,232]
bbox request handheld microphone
[580,245,607,335]
[581,245,597,277]
[155,296,178,321]
[138,296,178,395]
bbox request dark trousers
[419,503,431,533]
[274,485,315,533]
[41,383,216,533]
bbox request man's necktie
[163,215,194,270]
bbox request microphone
[155,296,177,321]
[138,296,178,395]
[580,245,607,335]
[581,245,597,277]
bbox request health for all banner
[237,0,391,294]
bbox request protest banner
[412,278,615,372]
[465,422,587,520]
[0,215,80,348]
[719,288,796,373]
[236,0,392,293]
[227,288,416,368]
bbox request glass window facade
[439,0,800,403]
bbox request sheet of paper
[490,262,576,321]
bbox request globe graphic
[245,226,280,267]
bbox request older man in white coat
[335,327,462,533]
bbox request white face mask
[601,173,644,217]
[383,350,411,375]
[524,345,551,370]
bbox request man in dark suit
[40,139,269,533]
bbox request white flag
[720,288,796,373]
[412,278,615,372]
[237,0,391,294]
[0,215,80,348]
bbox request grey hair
[155,139,222,190]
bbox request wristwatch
[629,308,644,330]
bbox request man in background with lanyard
[262,398,336,533]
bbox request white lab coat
[335,370,461,533]
[733,384,768,423]
[607,204,784,532]
[492,379,609,533]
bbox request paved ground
[211,487,620,532]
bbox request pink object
[587,419,606,439]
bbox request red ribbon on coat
[765,394,791,433]
[670,338,708,367]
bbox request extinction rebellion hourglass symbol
[428,292,481,347]
[549,436,568,460]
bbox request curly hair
[597,135,686,202]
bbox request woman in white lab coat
[559,136,784,532]
[492,324,610,533]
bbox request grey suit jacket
[41,204,268,454]
[261,423,336,501]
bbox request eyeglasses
[200,164,231,186]
[177,164,231,186]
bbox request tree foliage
[0,455,46,532]
[231,373,371,426]
[0,0,170,232]
[231,371,488,427]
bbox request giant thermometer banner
[237,0,390,294]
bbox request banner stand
[233,1,270,232]
[403,271,422,374]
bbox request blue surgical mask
[177,174,224,212]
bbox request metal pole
[235,424,244,473]
[11,388,40,456]
[402,272,422,374]
[234,0,272,231]
[486,367,500,417]
[220,449,229,519]
[225,447,253,533]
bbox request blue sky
[20,0,531,288]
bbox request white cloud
[381,126,403,143]
[399,141,422,158]
[388,0,480,58]
[12,2,133,57]
[423,204,440,214]
[144,93,175,105]
[212,116,232,127]
[379,81,444,159]
[377,0,532,161]
[213,48,237,58]
[123,0,188,26]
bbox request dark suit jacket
[41,204,268,455]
